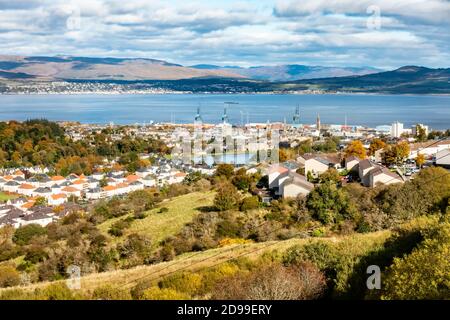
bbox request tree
[306,181,357,225]
[215,164,234,179]
[0,266,21,288]
[319,168,341,184]
[214,183,241,211]
[240,196,260,211]
[368,139,386,156]
[383,142,411,165]
[33,196,47,207]
[415,153,425,168]
[344,140,366,159]
[380,222,450,299]
[13,224,47,245]
[415,124,427,142]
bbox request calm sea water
[0,94,449,129]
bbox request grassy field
[0,192,18,203]
[2,230,390,294]
[98,191,215,247]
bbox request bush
[92,285,132,300]
[0,266,21,288]
[13,224,47,245]
[39,283,75,300]
[158,207,169,214]
[158,272,203,296]
[141,287,190,300]
[240,196,259,211]
[380,221,450,299]
[212,262,326,300]
[108,219,132,237]
[214,183,241,211]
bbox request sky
[0,0,449,69]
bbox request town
[0,108,449,229]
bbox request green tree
[13,224,47,245]
[215,164,235,179]
[214,183,241,211]
[307,182,357,225]
[380,222,450,299]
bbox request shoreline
[1,91,449,97]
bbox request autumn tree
[415,153,425,168]
[368,138,386,156]
[214,183,241,211]
[383,141,411,165]
[344,140,366,159]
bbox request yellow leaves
[218,237,253,247]
[344,140,367,159]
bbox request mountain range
[0,55,449,94]
[189,64,381,81]
[0,55,380,81]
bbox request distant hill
[288,66,450,94]
[0,55,245,81]
[0,55,448,94]
[190,64,381,81]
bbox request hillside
[0,56,245,81]
[289,66,450,94]
[98,191,215,247]
[0,230,390,294]
[191,64,381,81]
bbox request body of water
[0,94,449,129]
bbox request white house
[368,167,404,188]
[358,159,377,186]
[18,183,35,196]
[268,165,289,189]
[345,156,360,172]
[85,188,103,200]
[3,181,20,193]
[436,148,450,168]
[279,172,315,198]
[48,194,68,206]
[298,154,340,178]
[142,175,156,187]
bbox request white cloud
[0,0,448,69]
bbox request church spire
[316,113,321,131]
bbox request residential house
[368,167,404,188]
[279,171,315,198]
[345,156,361,172]
[18,183,35,196]
[268,165,289,190]
[436,148,450,168]
[48,194,68,206]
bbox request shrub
[0,266,21,288]
[283,241,338,271]
[141,287,190,300]
[13,224,47,245]
[212,262,326,300]
[214,183,241,211]
[240,196,259,211]
[158,272,203,296]
[39,283,75,300]
[92,285,132,300]
[158,207,169,214]
[380,221,450,300]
